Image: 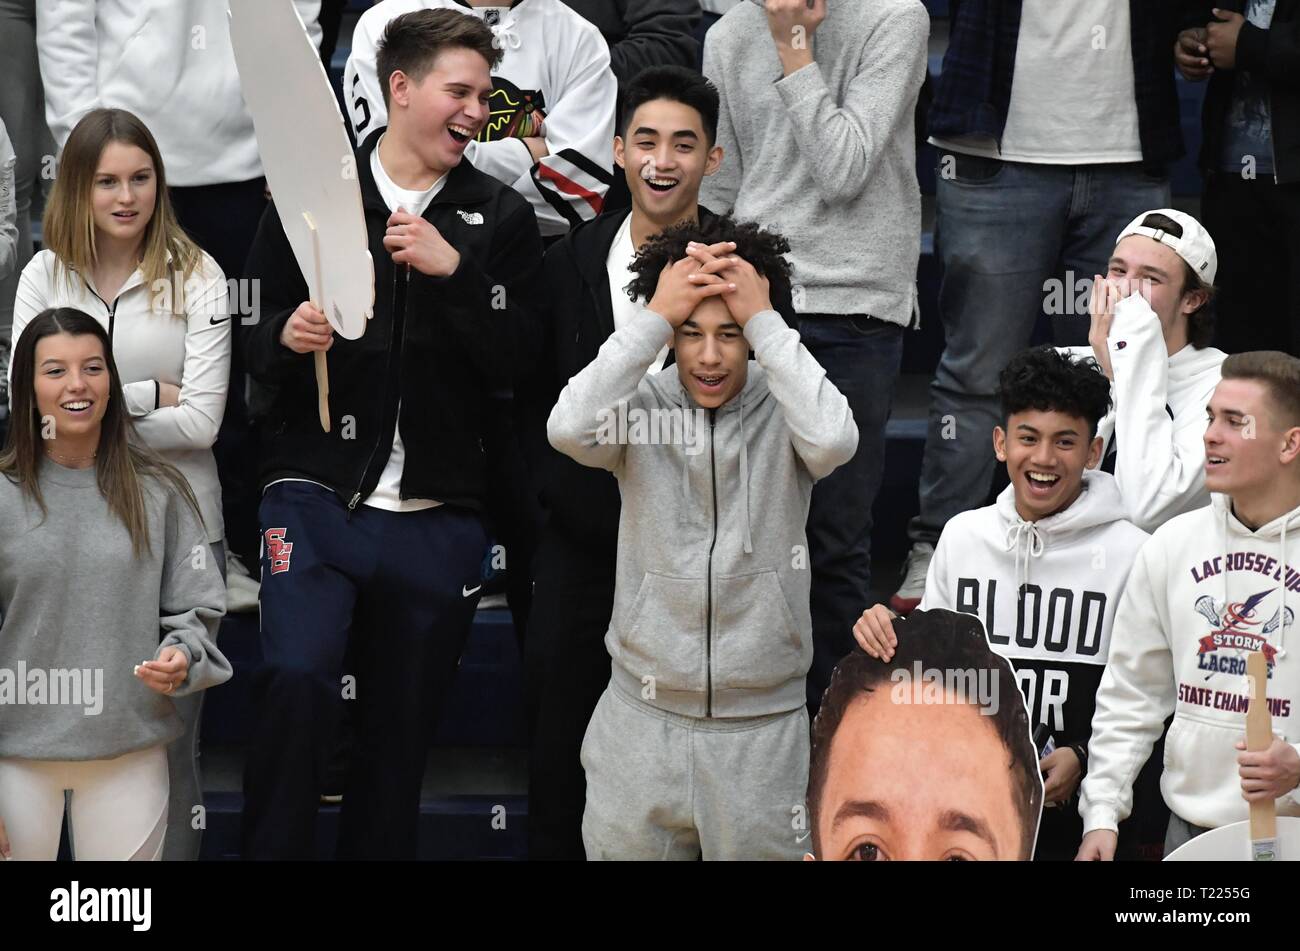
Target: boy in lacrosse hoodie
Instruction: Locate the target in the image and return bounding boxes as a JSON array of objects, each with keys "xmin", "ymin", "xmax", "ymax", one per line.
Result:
[
  {"xmin": 548, "ymin": 218, "xmax": 857, "ymax": 859},
  {"xmin": 854, "ymin": 347, "xmax": 1149, "ymax": 859},
  {"xmin": 1078, "ymin": 352, "xmax": 1300, "ymax": 860}
]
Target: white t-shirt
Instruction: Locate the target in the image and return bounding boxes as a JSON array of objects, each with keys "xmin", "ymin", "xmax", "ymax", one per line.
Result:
[
  {"xmin": 607, "ymin": 214, "xmax": 669, "ymax": 376},
  {"xmin": 932, "ymin": 0, "xmax": 1143, "ymax": 165},
  {"xmin": 365, "ymin": 137, "xmax": 446, "ymax": 513}
]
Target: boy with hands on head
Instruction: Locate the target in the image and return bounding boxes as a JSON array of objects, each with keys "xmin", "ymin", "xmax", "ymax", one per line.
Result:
[{"xmin": 548, "ymin": 216, "xmax": 857, "ymax": 859}]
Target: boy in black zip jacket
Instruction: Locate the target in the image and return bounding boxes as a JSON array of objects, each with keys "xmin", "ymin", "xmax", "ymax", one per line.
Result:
[
  {"xmin": 240, "ymin": 9, "xmax": 543, "ymax": 860},
  {"xmin": 522, "ymin": 65, "xmax": 796, "ymax": 859},
  {"xmin": 1178, "ymin": 1, "xmax": 1300, "ymax": 354}
]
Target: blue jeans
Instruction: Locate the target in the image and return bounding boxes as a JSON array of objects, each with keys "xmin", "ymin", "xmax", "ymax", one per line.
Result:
[
  {"xmin": 909, "ymin": 156, "xmax": 1171, "ymax": 545},
  {"xmin": 799, "ymin": 315, "xmax": 904, "ymax": 711}
]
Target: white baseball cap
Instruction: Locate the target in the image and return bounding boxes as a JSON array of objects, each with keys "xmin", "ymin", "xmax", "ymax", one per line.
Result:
[{"xmin": 1115, "ymin": 208, "xmax": 1217, "ymax": 285}]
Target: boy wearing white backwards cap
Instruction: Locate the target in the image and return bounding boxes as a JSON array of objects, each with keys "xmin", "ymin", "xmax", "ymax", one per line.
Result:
[{"xmin": 1074, "ymin": 208, "xmax": 1228, "ymax": 532}]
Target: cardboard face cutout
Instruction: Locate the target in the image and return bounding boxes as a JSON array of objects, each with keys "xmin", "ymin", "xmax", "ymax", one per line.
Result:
[
  {"xmin": 807, "ymin": 609, "xmax": 1045, "ymax": 861},
  {"xmin": 227, "ymin": 0, "xmax": 372, "ymax": 341},
  {"xmin": 1164, "ymin": 817, "xmax": 1300, "ymax": 861}
]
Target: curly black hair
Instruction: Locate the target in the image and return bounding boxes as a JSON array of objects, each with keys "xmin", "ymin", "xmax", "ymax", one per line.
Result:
[
  {"xmin": 999, "ymin": 346, "xmax": 1113, "ymax": 438},
  {"xmin": 624, "ymin": 216, "xmax": 794, "ymax": 304}
]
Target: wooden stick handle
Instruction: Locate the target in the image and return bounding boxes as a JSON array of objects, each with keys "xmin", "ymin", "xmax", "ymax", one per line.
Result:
[
  {"xmin": 303, "ymin": 212, "xmax": 331, "ymax": 433},
  {"xmin": 1246, "ymin": 650, "xmax": 1277, "ymax": 858}
]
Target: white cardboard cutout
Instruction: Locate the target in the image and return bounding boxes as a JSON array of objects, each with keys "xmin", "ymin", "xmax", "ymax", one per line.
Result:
[
  {"xmin": 227, "ymin": 0, "xmax": 372, "ymax": 340},
  {"xmin": 1164, "ymin": 816, "xmax": 1300, "ymax": 861}
]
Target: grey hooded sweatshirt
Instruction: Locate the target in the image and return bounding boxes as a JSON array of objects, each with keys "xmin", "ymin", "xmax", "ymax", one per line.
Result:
[{"xmin": 548, "ymin": 306, "xmax": 857, "ymax": 718}]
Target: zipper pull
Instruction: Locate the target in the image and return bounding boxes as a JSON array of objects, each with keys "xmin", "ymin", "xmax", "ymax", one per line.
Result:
[{"xmin": 349, "ymin": 492, "xmax": 361, "ymax": 510}]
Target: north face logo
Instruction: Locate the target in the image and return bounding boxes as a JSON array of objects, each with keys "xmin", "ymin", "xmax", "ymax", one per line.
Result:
[
  {"xmin": 457, "ymin": 210, "xmax": 484, "ymax": 225},
  {"xmin": 265, "ymin": 527, "xmax": 294, "ymax": 575}
]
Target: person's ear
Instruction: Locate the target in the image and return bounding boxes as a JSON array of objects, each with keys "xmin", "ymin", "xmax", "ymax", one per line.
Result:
[
  {"xmin": 389, "ymin": 70, "xmax": 409, "ymax": 110},
  {"xmin": 704, "ymin": 144, "xmax": 723, "ymax": 177},
  {"xmin": 1180, "ymin": 284, "xmax": 1209, "ymax": 317},
  {"xmin": 1086, "ymin": 434, "xmax": 1104, "ymax": 469},
  {"xmin": 1280, "ymin": 425, "xmax": 1300, "ymax": 466},
  {"xmin": 993, "ymin": 426, "xmax": 1007, "ymax": 462},
  {"xmin": 613, "ymin": 135, "xmax": 626, "ymax": 171}
]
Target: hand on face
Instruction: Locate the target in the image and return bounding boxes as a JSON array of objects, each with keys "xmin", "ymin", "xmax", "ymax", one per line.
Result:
[{"xmin": 763, "ymin": 0, "xmax": 827, "ymax": 51}]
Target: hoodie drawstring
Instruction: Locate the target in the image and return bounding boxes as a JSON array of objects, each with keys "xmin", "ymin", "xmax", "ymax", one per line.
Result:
[
  {"xmin": 738, "ymin": 399, "xmax": 752, "ymax": 555},
  {"xmin": 1281, "ymin": 517, "xmax": 1289, "ymax": 654},
  {"xmin": 1004, "ymin": 520, "xmax": 1044, "ymax": 596}
]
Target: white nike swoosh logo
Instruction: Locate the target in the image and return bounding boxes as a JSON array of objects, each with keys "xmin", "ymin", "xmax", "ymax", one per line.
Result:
[
  {"xmin": 796, "ymin": 832, "xmax": 809, "ymax": 843},
  {"xmin": 462, "ymin": 584, "xmax": 482, "ymax": 598}
]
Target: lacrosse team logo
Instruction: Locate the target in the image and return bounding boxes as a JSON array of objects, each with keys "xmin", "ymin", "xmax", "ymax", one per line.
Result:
[{"xmin": 1193, "ymin": 589, "xmax": 1292, "ymax": 677}]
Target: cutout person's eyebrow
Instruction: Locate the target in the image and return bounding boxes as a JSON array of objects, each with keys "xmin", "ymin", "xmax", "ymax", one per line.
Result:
[
  {"xmin": 937, "ymin": 808, "xmax": 999, "ymax": 857},
  {"xmin": 831, "ymin": 798, "xmax": 892, "ymax": 832}
]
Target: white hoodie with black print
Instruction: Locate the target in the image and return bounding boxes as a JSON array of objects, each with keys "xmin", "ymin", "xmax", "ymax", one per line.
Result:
[
  {"xmin": 1081, "ymin": 494, "xmax": 1300, "ymax": 834},
  {"xmin": 919, "ymin": 470, "xmax": 1150, "ymax": 856},
  {"xmin": 920, "ymin": 470, "xmax": 1149, "ymax": 751}
]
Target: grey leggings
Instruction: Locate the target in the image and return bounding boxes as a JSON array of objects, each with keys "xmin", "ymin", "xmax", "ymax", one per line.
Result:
[{"xmin": 162, "ymin": 540, "xmax": 226, "ymax": 861}]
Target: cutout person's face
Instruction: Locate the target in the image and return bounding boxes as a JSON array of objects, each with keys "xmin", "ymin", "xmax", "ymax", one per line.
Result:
[{"xmin": 813, "ymin": 690, "xmax": 1026, "ymax": 861}]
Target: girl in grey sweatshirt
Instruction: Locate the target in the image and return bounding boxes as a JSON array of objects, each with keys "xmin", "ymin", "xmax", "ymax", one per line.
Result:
[{"xmin": 0, "ymin": 308, "xmax": 229, "ymax": 860}]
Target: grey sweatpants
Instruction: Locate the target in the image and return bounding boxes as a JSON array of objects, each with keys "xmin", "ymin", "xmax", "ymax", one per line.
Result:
[
  {"xmin": 580, "ymin": 681, "xmax": 810, "ymax": 861},
  {"xmin": 1163, "ymin": 813, "xmax": 1211, "ymax": 857}
]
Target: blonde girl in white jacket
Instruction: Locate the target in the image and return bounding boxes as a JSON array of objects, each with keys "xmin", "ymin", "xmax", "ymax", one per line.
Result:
[{"xmin": 9, "ymin": 107, "xmax": 230, "ymax": 862}]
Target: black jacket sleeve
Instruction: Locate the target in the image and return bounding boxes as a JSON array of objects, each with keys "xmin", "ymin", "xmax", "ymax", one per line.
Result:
[
  {"xmin": 606, "ymin": 0, "xmax": 701, "ymax": 83},
  {"xmin": 1237, "ymin": 14, "xmax": 1300, "ymax": 86},
  {"xmin": 243, "ymin": 201, "xmax": 316, "ymax": 386},
  {"xmin": 406, "ymin": 193, "xmax": 545, "ymax": 392}
]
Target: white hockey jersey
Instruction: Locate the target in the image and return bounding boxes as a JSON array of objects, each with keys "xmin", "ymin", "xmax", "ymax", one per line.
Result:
[{"xmin": 345, "ymin": 0, "xmax": 617, "ymax": 236}]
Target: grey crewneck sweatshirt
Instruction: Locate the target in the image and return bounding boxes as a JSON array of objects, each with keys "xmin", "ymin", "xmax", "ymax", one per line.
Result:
[
  {"xmin": 0, "ymin": 460, "xmax": 230, "ymax": 760},
  {"xmin": 701, "ymin": 0, "xmax": 930, "ymax": 325}
]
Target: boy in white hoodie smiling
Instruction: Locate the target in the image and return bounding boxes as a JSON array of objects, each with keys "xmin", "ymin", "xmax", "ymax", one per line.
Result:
[
  {"xmin": 855, "ymin": 347, "xmax": 1150, "ymax": 859},
  {"xmin": 1078, "ymin": 351, "xmax": 1300, "ymax": 859}
]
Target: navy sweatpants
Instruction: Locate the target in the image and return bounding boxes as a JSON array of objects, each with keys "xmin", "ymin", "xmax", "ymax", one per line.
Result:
[{"xmin": 241, "ymin": 481, "xmax": 488, "ymax": 859}]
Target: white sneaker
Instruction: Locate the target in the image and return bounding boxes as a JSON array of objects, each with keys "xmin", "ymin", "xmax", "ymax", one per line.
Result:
[
  {"xmin": 225, "ymin": 550, "xmax": 260, "ymax": 613},
  {"xmin": 889, "ymin": 542, "xmax": 934, "ymax": 615}
]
